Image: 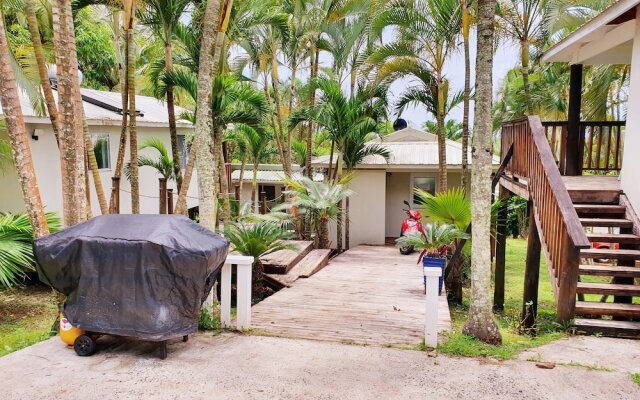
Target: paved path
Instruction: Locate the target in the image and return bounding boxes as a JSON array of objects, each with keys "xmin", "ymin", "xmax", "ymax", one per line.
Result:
[
  {"xmin": 251, "ymin": 245, "xmax": 451, "ymax": 347},
  {"xmin": 1, "ymin": 334, "xmax": 638, "ymax": 400}
]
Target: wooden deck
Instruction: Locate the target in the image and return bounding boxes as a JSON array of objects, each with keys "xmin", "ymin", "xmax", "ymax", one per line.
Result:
[{"xmin": 252, "ymin": 245, "xmax": 451, "ymax": 347}]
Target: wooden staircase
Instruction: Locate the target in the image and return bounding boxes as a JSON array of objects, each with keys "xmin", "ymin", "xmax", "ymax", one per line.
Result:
[
  {"xmin": 573, "ymin": 194, "xmax": 640, "ymax": 338},
  {"xmin": 500, "ymin": 116, "xmax": 639, "ymax": 339}
]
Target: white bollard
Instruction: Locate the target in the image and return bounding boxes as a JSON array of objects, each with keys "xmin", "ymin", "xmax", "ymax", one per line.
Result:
[
  {"xmin": 424, "ymin": 266, "xmax": 442, "ymax": 348},
  {"xmin": 219, "ymin": 255, "xmax": 254, "ymax": 330},
  {"xmin": 220, "ymin": 263, "xmax": 232, "ymax": 328}
]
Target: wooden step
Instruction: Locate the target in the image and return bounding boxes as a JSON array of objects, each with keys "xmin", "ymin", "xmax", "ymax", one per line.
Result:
[
  {"xmin": 586, "ymin": 233, "xmax": 640, "ymax": 244},
  {"xmin": 576, "ymin": 282, "xmax": 640, "ymax": 297},
  {"xmin": 261, "ymin": 241, "xmax": 314, "ymax": 274},
  {"xmin": 580, "ymin": 248, "xmax": 640, "ymax": 260},
  {"xmin": 574, "ymin": 204, "xmax": 626, "ymax": 216},
  {"xmin": 575, "ymin": 301, "xmax": 640, "ymax": 318},
  {"xmin": 265, "ymin": 249, "xmax": 332, "ymax": 288},
  {"xmin": 580, "ymin": 218, "xmax": 633, "ymax": 228},
  {"xmin": 574, "ymin": 318, "xmax": 640, "ymax": 339},
  {"xmin": 579, "ymin": 264, "xmax": 640, "ymax": 278}
]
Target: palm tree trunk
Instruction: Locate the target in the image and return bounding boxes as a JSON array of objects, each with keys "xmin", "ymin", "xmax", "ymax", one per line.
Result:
[
  {"xmin": 0, "ymin": 15, "xmax": 49, "ymax": 238},
  {"xmin": 52, "ymin": 0, "xmax": 87, "ymax": 226},
  {"xmin": 165, "ymin": 42, "xmax": 183, "ymax": 192},
  {"xmin": 318, "ymin": 216, "xmax": 329, "ymax": 249},
  {"xmin": 83, "ymin": 117, "xmax": 108, "ymax": 214},
  {"xmin": 436, "ymin": 73, "xmax": 447, "ymax": 193},
  {"xmin": 109, "ymin": 10, "xmax": 127, "ymax": 213},
  {"xmin": 126, "ymin": 27, "xmax": 140, "ymax": 214},
  {"xmin": 271, "ymin": 51, "xmax": 291, "ymax": 177},
  {"xmin": 305, "ymin": 46, "xmax": 319, "ymax": 178},
  {"xmin": 327, "ymin": 140, "xmax": 335, "ymax": 181},
  {"xmin": 263, "ymin": 73, "xmax": 286, "ymax": 167},
  {"xmin": 461, "ymin": 0, "xmax": 471, "ymax": 191},
  {"xmin": 25, "ymin": 0, "xmax": 61, "ymax": 145},
  {"xmin": 236, "ymin": 155, "xmax": 246, "ymax": 205},
  {"xmin": 252, "ymin": 163, "xmax": 259, "ymax": 214},
  {"xmin": 345, "ymin": 195, "xmax": 350, "ymax": 250},
  {"xmin": 462, "ymin": 0, "xmax": 502, "ymax": 345},
  {"xmin": 174, "ymin": 146, "xmax": 195, "ymax": 215},
  {"xmin": 194, "ymin": 0, "xmax": 223, "ymax": 231},
  {"xmin": 521, "ymin": 39, "xmax": 532, "ymax": 115},
  {"xmin": 215, "ymin": 125, "xmax": 231, "ymax": 221}
]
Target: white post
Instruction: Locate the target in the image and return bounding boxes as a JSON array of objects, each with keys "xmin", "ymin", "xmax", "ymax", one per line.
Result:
[
  {"xmin": 236, "ymin": 258, "xmax": 253, "ymax": 330},
  {"xmin": 220, "ymin": 262, "xmax": 232, "ymax": 328},
  {"xmin": 424, "ymin": 266, "xmax": 442, "ymax": 348}
]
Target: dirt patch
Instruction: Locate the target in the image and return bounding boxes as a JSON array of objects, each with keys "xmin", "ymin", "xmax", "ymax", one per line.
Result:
[{"xmin": 0, "ymin": 284, "xmax": 56, "ymax": 324}]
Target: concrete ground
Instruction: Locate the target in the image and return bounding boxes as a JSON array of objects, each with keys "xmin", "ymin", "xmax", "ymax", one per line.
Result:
[{"xmin": 1, "ymin": 333, "xmax": 639, "ymax": 400}]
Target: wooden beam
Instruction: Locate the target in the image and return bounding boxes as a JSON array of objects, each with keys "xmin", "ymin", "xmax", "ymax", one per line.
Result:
[
  {"xmin": 493, "ymin": 186, "xmax": 509, "ymax": 311},
  {"xmin": 522, "ymin": 201, "xmax": 541, "ymax": 332},
  {"xmin": 565, "ymin": 64, "xmax": 583, "ymax": 176}
]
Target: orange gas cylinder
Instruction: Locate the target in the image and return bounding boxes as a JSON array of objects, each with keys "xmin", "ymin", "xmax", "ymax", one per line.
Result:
[{"xmin": 59, "ymin": 313, "xmax": 85, "ymax": 346}]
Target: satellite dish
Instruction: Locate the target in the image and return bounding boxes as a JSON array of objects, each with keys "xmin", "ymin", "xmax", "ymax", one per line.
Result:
[{"xmin": 393, "ymin": 118, "xmax": 407, "ymax": 131}]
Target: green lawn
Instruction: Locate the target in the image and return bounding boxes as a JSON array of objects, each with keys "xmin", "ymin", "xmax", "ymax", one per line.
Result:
[
  {"xmin": 0, "ymin": 284, "xmax": 57, "ymax": 357},
  {"xmin": 439, "ymin": 238, "xmax": 567, "ymax": 359}
]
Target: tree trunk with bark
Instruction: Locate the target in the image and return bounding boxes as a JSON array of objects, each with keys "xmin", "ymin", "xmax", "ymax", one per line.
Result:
[
  {"xmin": 0, "ymin": 14, "xmax": 49, "ymax": 237},
  {"xmin": 461, "ymin": 0, "xmax": 471, "ymax": 191},
  {"xmin": 462, "ymin": 0, "xmax": 502, "ymax": 345},
  {"xmin": 110, "ymin": 19, "xmax": 128, "ymax": 214},
  {"xmin": 83, "ymin": 117, "xmax": 108, "ymax": 214},
  {"xmin": 436, "ymin": 72, "xmax": 447, "ymax": 193},
  {"xmin": 305, "ymin": 46, "xmax": 319, "ymax": 178},
  {"xmin": 165, "ymin": 43, "xmax": 183, "ymax": 191},
  {"xmin": 194, "ymin": 0, "xmax": 223, "ymax": 231},
  {"xmin": 215, "ymin": 125, "xmax": 231, "ymax": 221},
  {"xmin": 26, "ymin": 0, "xmax": 61, "ymax": 145},
  {"xmin": 521, "ymin": 39, "xmax": 532, "ymax": 115},
  {"xmin": 126, "ymin": 26, "xmax": 139, "ymax": 213},
  {"xmin": 271, "ymin": 52, "xmax": 291, "ymax": 177},
  {"xmin": 318, "ymin": 216, "xmax": 329, "ymax": 249},
  {"xmin": 52, "ymin": 0, "xmax": 87, "ymax": 226}
]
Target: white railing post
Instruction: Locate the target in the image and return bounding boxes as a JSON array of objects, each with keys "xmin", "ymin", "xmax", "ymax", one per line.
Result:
[
  {"xmin": 219, "ymin": 254, "xmax": 254, "ymax": 331},
  {"xmin": 220, "ymin": 262, "xmax": 232, "ymax": 328},
  {"xmin": 424, "ymin": 266, "xmax": 442, "ymax": 348}
]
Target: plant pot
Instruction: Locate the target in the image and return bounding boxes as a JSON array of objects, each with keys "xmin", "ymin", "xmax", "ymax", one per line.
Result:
[{"xmin": 422, "ymin": 256, "xmax": 445, "ymax": 295}]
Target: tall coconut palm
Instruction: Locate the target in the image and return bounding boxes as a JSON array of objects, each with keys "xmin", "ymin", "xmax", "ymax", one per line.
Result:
[
  {"xmin": 369, "ymin": 0, "xmax": 461, "ymax": 192},
  {"xmin": 51, "ymin": 0, "xmax": 87, "ymax": 226},
  {"xmin": 123, "ymin": 0, "xmax": 139, "ymax": 213},
  {"xmin": 495, "ymin": 0, "xmax": 548, "ymax": 115},
  {"xmin": 0, "ymin": 12, "xmax": 49, "ymax": 238},
  {"xmin": 462, "ymin": 0, "xmax": 502, "ymax": 345},
  {"xmin": 139, "ymin": 0, "xmax": 191, "ymax": 192},
  {"xmin": 460, "ymin": 0, "xmax": 473, "ymax": 190}
]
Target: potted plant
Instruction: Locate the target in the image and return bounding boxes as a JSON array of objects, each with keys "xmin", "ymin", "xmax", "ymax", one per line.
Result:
[{"xmin": 396, "ymin": 223, "xmax": 468, "ymax": 294}]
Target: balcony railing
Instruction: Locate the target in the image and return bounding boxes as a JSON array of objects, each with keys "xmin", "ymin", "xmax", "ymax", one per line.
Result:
[{"xmin": 542, "ymin": 120, "xmax": 625, "ymax": 174}]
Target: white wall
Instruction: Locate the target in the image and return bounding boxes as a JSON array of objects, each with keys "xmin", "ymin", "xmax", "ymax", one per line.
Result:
[
  {"xmin": 345, "ymin": 169, "xmax": 387, "ymax": 247},
  {"xmin": 0, "ymin": 123, "xmax": 197, "ymax": 217},
  {"xmin": 385, "ymin": 172, "xmax": 411, "ymax": 237},
  {"xmin": 621, "ymin": 10, "xmax": 640, "ymax": 213}
]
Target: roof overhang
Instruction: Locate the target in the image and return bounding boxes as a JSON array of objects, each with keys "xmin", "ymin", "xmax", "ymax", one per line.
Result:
[{"xmin": 542, "ymin": 0, "xmax": 639, "ymax": 65}]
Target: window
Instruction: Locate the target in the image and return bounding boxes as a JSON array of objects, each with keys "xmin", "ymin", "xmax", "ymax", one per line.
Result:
[
  {"xmin": 412, "ymin": 176, "xmax": 436, "ymax": 205},
  {"xmin": 258, "ymin": 185, "xmax": 276, "ymax": 201},
  {"xmin": 91, "ymin": 134, "xmax": 110, "ymax": 170}
]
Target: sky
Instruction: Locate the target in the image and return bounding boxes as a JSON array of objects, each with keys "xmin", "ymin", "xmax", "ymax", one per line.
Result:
[{"xmin": 387, "ymin": 30, "xmax": 519, "ymax": 130}]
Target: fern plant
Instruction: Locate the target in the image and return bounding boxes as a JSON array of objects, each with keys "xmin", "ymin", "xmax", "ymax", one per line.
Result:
[{"xmin": 0, "ymin": 212, "xmax": 61, "ymax": 287}]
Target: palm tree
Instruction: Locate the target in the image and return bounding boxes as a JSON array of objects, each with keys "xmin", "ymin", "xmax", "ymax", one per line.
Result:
[
  {"xmin": 0, "ymin": 212, "xmax": 61, "ymax": 288},
  {"xmin": 126, "ymin": 138, "xmax": 175, "ymax": 181},
  {"xmin": 495, "ymin": 0, "xmax": 548, "ymax": 115},
  {"xmin": 226, "ymin": 124, "xmax": 276, "ymax": 212},
  {"xmin": 224, "ymin": 221, "xmax": 294, "ymax": 302},
  {"xmin": 460, "ymin": 0, "xmax": 473, "ymax": 190},
  {"xmin": 0, "ymin": 13, "xmax": 49, "ymax": 238},
  {"xmin": 51, "ymin": 0, "xmax": 87, "ymax": 225},
  {"xmin": 369, "ymin": 0, "xmax": 462, "ymax": 192},
  {"xmin": 278, "ymin": 177, "xmax": 353, "ymax": 249},
  {"xmin": 139, "ymin": 0, "xmax": 191, "ymax": 192},
  {"xmin": 123, "ymin": 0, "xmax": 140, "ymax": 214},
  {"xmin": 462, "ymin": 0, "xmax": 502, "ymax": 345},
  {"xmin": 424, "ymin": 119, "xmax": 464, "ymax": 142}
]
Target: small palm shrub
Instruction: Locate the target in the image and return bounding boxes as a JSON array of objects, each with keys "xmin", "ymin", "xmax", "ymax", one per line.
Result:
[
  {"xmin": 0, "ymin": 212, "xmax": 61, "ymax": 287},
  {"xmin": 396, "ymin": 223, "xmax": 468, "ymax": 263},
  {"xmin": 223, "ymin": 221, "xmax": 294, "ymax": 302}
]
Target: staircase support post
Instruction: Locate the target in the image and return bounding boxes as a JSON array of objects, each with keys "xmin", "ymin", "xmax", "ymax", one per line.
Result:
[
  {"xmin": 494, "ymin": 186, "xmax": 509, "ymax": 311},
  {"xmin": 556, "ymin": 234, "xmax": 581, "ymax": 323},
  {"xmin": 565, "ymin": 64, "xmax": 583, "ymax": 176},
  {"xmin": 522, "ymin": 201, "xmax": 541, "ymax": 331},
  {"xmin": 614, "ymin": 227, "xmax": 635, "ymax": 305}
]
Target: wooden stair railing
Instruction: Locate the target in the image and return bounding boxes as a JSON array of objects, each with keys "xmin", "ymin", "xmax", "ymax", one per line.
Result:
[{"xmin": 502, "ymin": 116, "xmax": 591, "ymax": 322}]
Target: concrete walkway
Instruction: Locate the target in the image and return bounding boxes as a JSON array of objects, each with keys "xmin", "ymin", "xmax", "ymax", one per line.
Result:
[
  {"xmin": 252, "ymin": 245, "xmax": 451, "ymax": 347},
  {"xmin": 1, "ymin": 334, "xmax": 638, "ymax": 400}
]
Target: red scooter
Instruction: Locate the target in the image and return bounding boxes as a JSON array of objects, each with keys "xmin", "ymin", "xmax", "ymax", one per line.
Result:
[{"xmin": 399, "ymin": 200, "xmax": 424, "ymax": 255}]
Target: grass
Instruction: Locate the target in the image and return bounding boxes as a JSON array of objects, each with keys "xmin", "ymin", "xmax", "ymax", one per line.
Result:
[
  {"xmin": 631, "ymin": 373, "xmax": 640, "ymax": 387},
  {"xmin": 438, "ymin": 238, "xmax": 567, "ymax": 360},
  {"xmin": 0, "ymin": 284, "xmax": 57, "ymax": 357}
]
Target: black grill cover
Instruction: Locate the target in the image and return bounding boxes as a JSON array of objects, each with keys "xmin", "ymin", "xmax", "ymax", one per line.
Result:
[{"xmin": 33, "ymin": 215, "xmax": 229, "ymax": 341}]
